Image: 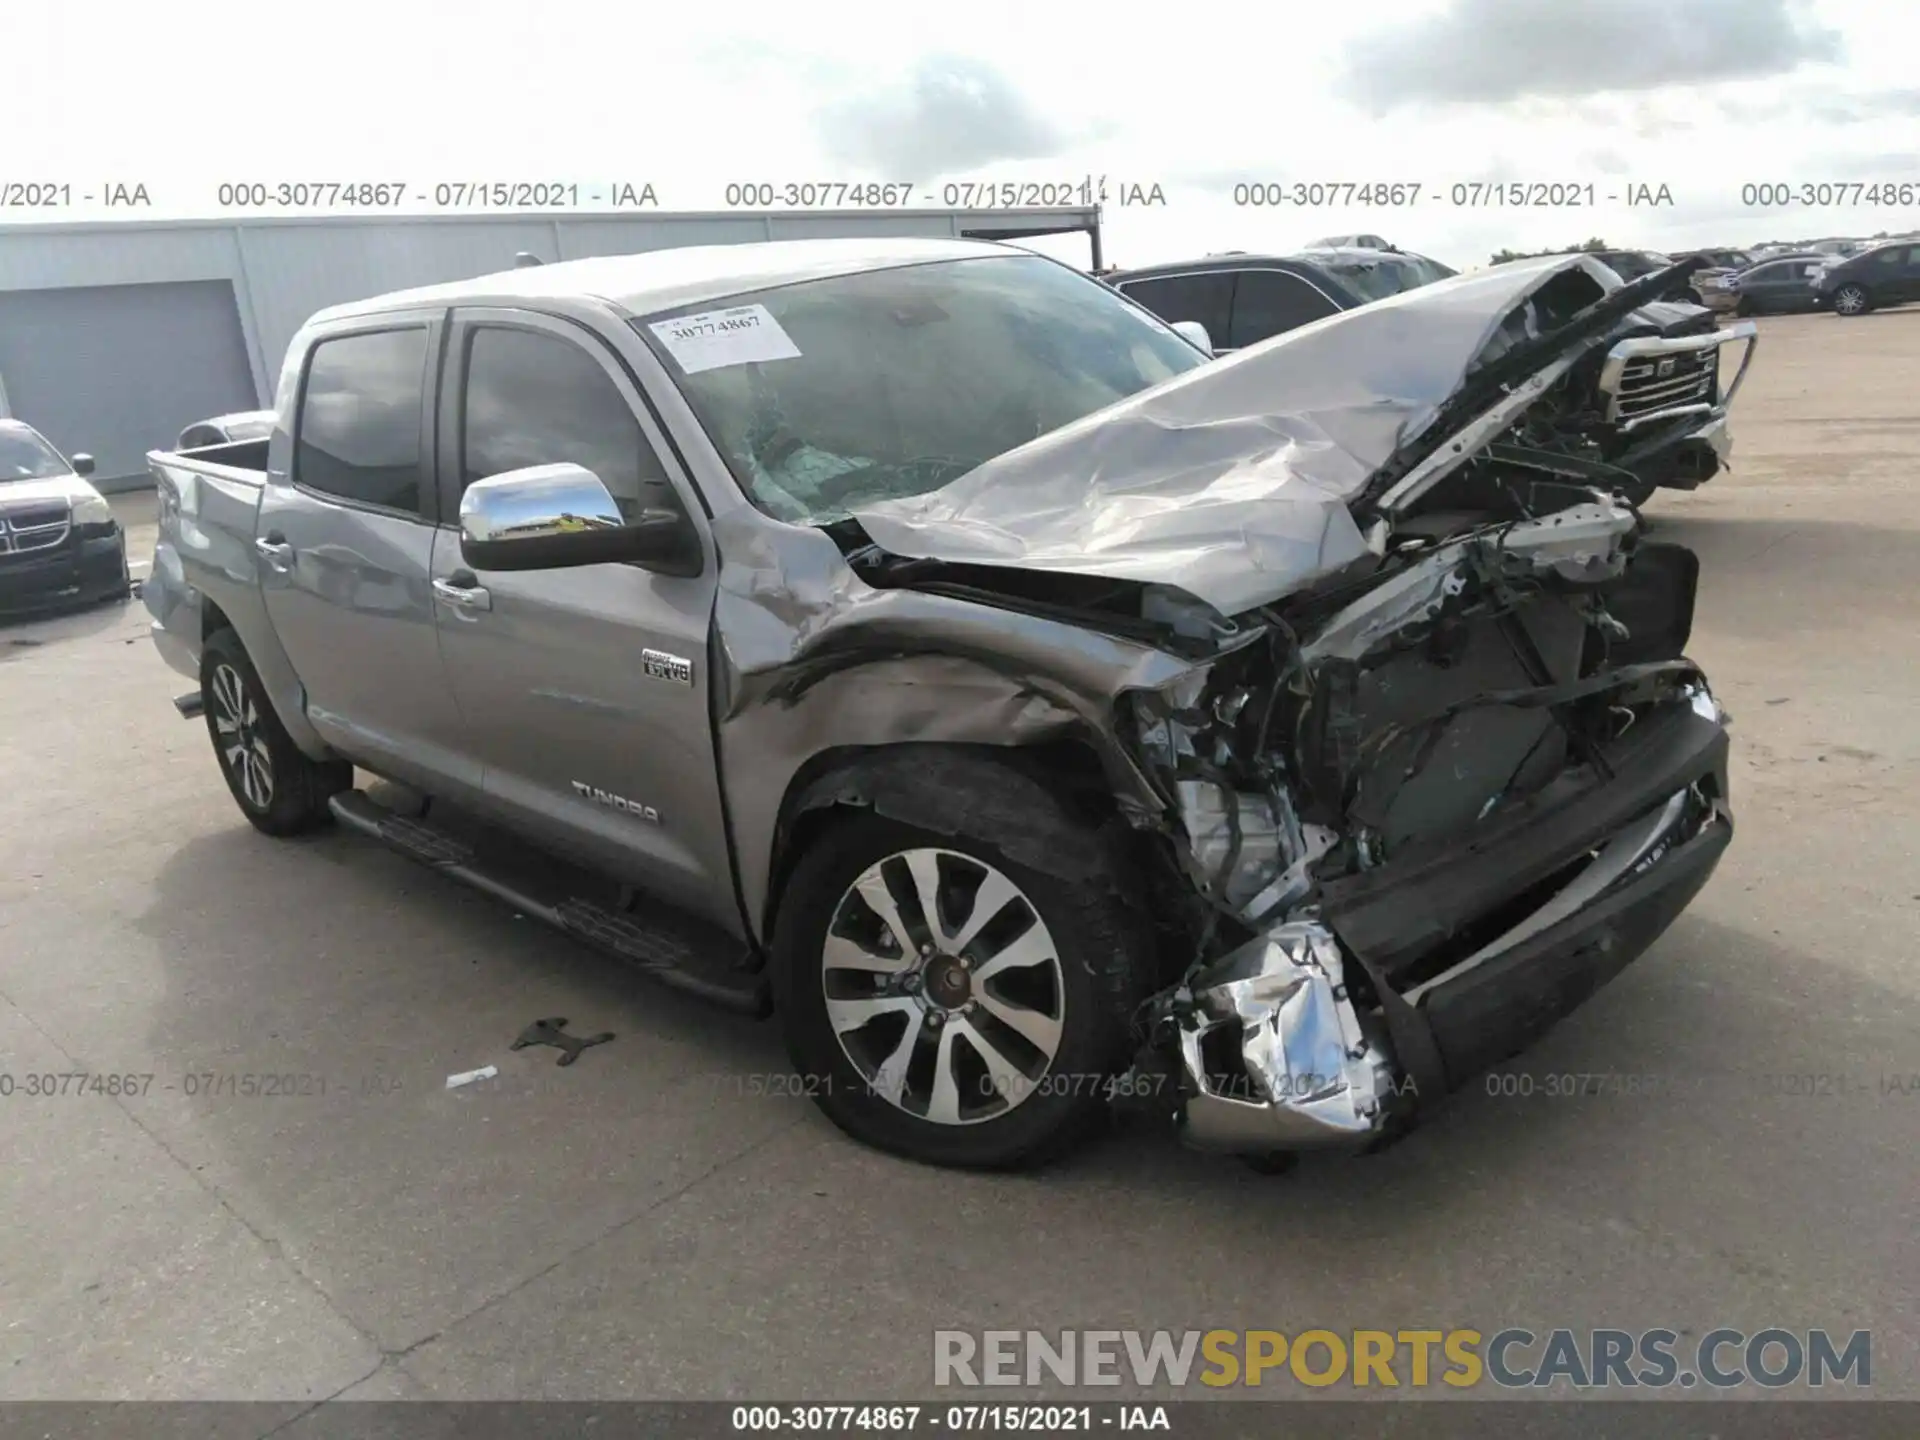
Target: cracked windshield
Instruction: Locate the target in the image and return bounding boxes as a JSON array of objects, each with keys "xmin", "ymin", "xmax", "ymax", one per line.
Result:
[{"xmin": 637, "ymin": 253, "xmax": 1206, "ymax": 525}]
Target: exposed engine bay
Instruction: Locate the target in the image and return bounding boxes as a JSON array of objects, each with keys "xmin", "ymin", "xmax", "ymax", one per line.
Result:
[
  {"xmin": 829, "ymin": 252, "xmax": 1742, "ymax": 1159},
  {"xmin": 1118, "ymin": 494, "xmax": 1729, "ymax": 1154}
]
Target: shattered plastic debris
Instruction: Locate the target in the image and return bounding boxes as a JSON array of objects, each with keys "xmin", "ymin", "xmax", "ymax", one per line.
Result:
[{"xmin": 445, "ymin": 1065, "xmax": 498, "ymax": 1090}]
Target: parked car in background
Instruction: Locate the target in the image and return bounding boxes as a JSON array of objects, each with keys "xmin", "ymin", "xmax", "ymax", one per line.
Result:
[
  {"xmin": 1104, "ymin": 248, "xmax": 1456, "ymax": 354},
  {"xmin": 1813, "ymin": 241, "xmax": 1920, "ymax": 316},
  {"xmin": 1114, "ymin": 250, "xmax": 1746, "ymax": 506},
  {"xmin": 1305, "ymin": 233, "xmax": 1394, "ymax": 252},
  {"xmin": 1684, "ymin": 249, "xmax": 1757, "ymax": 301},
  {"xmin": 0, "ymin": 419, "xmax": 130, "ymax": 615},
  {"xmin": 178, "ymin": 410, "xmax": 278, "ymax": 450},
  {"xmin": 1705, "ymin": 255, "xmax": 1828, "ymax": 315},
  {"xmin": 144, "ymin": 240, "xmax": 1734, "ymax": 1172},
  {"xmin": 1584, "ymin": 250, "xmax": 1707, "ymax": 303}
]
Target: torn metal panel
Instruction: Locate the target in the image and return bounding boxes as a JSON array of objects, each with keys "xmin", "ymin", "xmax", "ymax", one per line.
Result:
[
  {"xmin": 706, "ymin": 511, "xmax": 1206, "ymax": 938},
  {"xmin": 1176, "ymin": 920, "xmax": 1398, "ymax": 1151},
  {"xmin": 850, "ymin": 254, "xmax": 1642, "ymax": 614},
  {"xmin": 1299, "ymin": 500, "xmax": 1637, "ymax": 666}
]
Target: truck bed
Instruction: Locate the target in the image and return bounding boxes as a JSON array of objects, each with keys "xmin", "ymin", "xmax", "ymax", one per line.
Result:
[{"xmin": 143, "ymin": 440, "xmax": 320, "ymax": 753}]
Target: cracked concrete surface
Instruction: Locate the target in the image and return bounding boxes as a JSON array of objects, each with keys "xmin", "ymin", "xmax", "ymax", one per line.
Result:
[{"xmin": 0, "ymin": 311, "xmax": 1915, "ymax": 1423}]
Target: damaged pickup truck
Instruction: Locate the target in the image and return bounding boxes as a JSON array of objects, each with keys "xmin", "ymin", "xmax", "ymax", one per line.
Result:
[{"xmin": 144, "ymin": 238, "xmax": 1734, "ymax": 1170}]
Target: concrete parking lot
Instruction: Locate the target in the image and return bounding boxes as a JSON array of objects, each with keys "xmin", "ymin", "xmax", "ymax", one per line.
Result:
[{"xmin": 2, "ymin": 311, "xmax": 1916, "ymax": 1416}]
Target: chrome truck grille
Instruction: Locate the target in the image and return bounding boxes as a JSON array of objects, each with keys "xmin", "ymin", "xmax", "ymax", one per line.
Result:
[
  {"xmin": 1596, "ymin": 322, "xmax": 1759, "ymax": 432},
  {"xmin": 0, "ymin": 502, "xmax": 71, "ymax": 561},
  {"xmin": 1617, "ymin": 350, "xmax": 1717, "ymax": 419}
]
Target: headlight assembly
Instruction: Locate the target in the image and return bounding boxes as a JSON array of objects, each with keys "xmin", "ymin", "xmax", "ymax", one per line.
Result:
[{"xmin": 71, "ymin": 494, "xmax": 116, "ymax": 529}]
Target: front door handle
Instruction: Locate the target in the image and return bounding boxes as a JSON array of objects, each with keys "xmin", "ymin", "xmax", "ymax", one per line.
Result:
[
  {"xmin": 433, "ymin": 574, "xmax": 492, "ymax": 612},
  {"xmin": 254, "ymin": 535, "xmax": 294, "ymax": 572}
]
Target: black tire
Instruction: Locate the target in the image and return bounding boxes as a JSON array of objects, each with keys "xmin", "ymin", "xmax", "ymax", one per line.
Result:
[
  {"xmin": 1732, "ymin": 297, "xmax": 1754, "ymax": 318},
  {"xmin": 200, "ymin": 627, "xmax": 351, "ymax": 836},
  {"xmin": 770, "ymin": 756, "xmax": 1156, "ymax": 1170}
]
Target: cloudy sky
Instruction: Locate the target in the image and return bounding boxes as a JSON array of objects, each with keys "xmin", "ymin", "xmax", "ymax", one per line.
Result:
[{"xmin": 10, "ymin": 0, "xmax": 1918, "ymax": 269}]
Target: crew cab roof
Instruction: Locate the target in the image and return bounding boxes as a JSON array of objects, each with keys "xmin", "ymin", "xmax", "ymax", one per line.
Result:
[
  {"xmin": 308, "ymin": 237, "xmax": 1014, "ymax": 326},
  {"xmin": 1107, "ymin": 245, "xmax": 1423, "ymax": 278}
]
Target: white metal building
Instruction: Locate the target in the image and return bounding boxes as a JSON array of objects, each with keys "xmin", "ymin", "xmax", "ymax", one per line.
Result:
[{"xmin": 0, "ymin": 207, "xmax": 1102, "ymax": 489}]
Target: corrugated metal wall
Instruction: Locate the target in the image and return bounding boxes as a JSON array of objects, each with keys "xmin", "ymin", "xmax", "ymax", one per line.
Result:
[
  {"xmin": 0, "ymin": 211, "xmax": 1100, "ymax": 426},
  {"xmin": 0, "ymin": 281, "xmax": 259, "ymax": 482}
]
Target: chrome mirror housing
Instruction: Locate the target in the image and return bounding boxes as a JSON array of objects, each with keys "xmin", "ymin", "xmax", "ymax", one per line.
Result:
[{"xmin": 458, "ymin": 463, "xmax": 698, "ymax": 576}]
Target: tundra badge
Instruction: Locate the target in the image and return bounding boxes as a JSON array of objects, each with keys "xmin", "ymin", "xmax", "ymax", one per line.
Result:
[
  {"xmin": 571, "ymin": 782, "xmax": 662, "ymax": 823},
  {"xmin": 641, "ymin": 649, "xmax": 694, "ymax": 685}
]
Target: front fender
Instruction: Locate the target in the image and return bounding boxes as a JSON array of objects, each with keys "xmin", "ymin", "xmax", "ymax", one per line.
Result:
[{"xmin": 718, "ymin": 652, "xmax": 1146, "ymax": 944}]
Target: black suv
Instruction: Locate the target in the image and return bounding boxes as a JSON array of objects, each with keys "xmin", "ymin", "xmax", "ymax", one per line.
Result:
[
  {"xmin": 1813, "ymin": 240, "xmax": 1920, "ymax": 316},
  {"xmin": 1103, "ymin": 247, "xmax": 1456, "ymax": 353}
]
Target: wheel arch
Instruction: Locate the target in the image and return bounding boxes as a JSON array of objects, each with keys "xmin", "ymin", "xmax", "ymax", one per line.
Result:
[
  {"xmin": 759, "ymin": 737, "xmax": 1135, "ymax": 946},
  {"xmin": 199, "ymin": 598, "xmax": 338, "ymax": 762}
]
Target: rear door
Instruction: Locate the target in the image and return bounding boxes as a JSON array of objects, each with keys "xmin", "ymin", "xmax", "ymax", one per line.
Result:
[
  {"xmin": 429, "ymin": 307, "xmax": 736, "ymax": 928},
  {"xmin": 257, "ymin": 310, "xmax": 481, "ymax": 798},
  {"xmin": 1225, "ymin": 269, "xmax": 1345, "ymax": 349},
  {"xmin": 1739, "ymin": 261, "xmax": 1795, "ymax": 310}
]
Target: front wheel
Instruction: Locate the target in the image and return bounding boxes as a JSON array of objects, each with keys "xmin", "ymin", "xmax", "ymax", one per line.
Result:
[
  {"xmin": 771, "ymin": 761, "xmax": 1156, "ymax": 1170},
  {"xmin": 1831, "ymin": 284, "xmax": 1871, "ymax": 317},
  {"xmin": 200, "ymin": 628, "xmax": 351, "ymax": 835}
]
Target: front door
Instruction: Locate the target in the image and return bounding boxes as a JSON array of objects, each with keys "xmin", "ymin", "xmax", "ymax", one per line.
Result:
[
  {"xmin": 257, "ymin": 312, "xmax": 481, "ymax": 799},
  {"xmin": 429, "ymin": 308, "xmax": 737, "ymax": 930}
]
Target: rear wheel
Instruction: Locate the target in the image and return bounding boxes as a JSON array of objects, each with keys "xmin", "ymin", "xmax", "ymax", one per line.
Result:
[
  {"xmin": 1831, "ymin": 284, "xmax": 1871, "ymax": 316},
  {"xmin": 200, "ymin": 628, "xmax": 351, "ymax": 835},
  {"xmin": 771, "ymin": 761, "xmax": 1155, "ymax": 1169}
]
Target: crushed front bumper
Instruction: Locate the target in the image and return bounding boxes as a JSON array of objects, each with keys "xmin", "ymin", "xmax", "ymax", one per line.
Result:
[
  {"xmin": 0, "ymin": 531, "xmax": 130, "ymax": 616},
  {"xmin": 1175, "ymin": 693, "xmax": 1732, "ymax": 1154}
]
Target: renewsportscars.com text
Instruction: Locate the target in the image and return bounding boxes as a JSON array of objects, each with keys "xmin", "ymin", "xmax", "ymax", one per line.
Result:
[{"xmin": 933, "ymin": 1328, "xmax": 1871, "ymax": 1390}]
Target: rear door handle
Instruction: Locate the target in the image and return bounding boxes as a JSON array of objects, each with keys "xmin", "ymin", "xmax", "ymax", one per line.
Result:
[
  {"xmin": 254, "ymin": 535, "xmax": 294, "ymax": 571},
  {"xmin": 432, "ymin": 574, "xmax": 492, "ymax": 612}
]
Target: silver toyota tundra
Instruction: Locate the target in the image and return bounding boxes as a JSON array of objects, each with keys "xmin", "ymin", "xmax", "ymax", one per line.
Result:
[{"xmin": 144, "ymin": 238, "xmax": 1734, "ymax": 1170}]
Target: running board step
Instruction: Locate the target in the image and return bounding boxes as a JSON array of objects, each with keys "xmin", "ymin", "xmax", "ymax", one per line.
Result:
[{"xmin": 328, "ymin": 789, "xmax": 771, "ymax": 1017}]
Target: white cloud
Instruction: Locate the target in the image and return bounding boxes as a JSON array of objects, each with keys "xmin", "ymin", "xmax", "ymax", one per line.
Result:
[{"xmin": 6, "ymin": 0, "xmax": 1917, "ymax": 270}]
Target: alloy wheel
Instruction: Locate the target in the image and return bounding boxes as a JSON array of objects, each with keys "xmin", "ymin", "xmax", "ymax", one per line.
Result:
[
  {"xmin": 821, "ymin": 847, "xmax": 1066, "ymax": 1125},
  {"xmin": 1834, "ymin": 285, "xmax": 1867, "ymax": 315},
  {"xmin": 210, "ymin": 662, "xmax": 274, "ymax": 809}
]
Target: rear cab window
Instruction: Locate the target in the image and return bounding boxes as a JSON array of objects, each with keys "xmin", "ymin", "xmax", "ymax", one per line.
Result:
[{"xmin": 293, "ymin": 328, "xmax": 431, "ymax": 513}]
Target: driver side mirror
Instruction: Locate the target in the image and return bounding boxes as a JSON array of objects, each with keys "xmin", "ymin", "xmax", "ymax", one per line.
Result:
[
  {"xmin": 1171, "ymin": 320, "xmax": 1214, "ymax": 356},
  {"xmin": 71, "ymin": 453, "xmax": 96, "ymax": 476},
  {"xmin": 458, "ymin": 463, "xmax": 700, "ymax": 576}
]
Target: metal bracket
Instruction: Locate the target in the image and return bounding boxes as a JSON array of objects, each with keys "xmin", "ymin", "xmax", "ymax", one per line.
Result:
[{"xmin": 509, "ymin": 1017, "xmax": 615, "ymax": 1067}]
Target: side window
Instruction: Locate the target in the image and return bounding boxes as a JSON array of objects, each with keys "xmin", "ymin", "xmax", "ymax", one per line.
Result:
[
  {"xmin": 459, "ymin": 325, "xmax": 680, "ymax": 523},
  {"xmin": 1871, "ymin": 247, "xmax": 1904, "ymax": 267},
  {"xmin": 294, "ymin": 328, "xmax": 430, "ymax": 512},
  {"xmin": 1116, "ymin": 273, "xmax": 1234, "ymax": 347},
  {"xmin": 1228, "ymin": 272, "xmax": 1342, "ymax": 348}
]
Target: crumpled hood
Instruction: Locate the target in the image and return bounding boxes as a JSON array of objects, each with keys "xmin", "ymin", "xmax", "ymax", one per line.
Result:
[
  {"xmin": 852, "ymin": 252, "xmax": 1629, "ymax": 616},
  {"xmin": 0, "ymin": 473, "xmax": 97, "ymax": 508}
]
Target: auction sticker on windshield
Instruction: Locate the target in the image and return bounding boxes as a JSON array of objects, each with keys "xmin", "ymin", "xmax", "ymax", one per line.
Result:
[{"xmin": 648, "ymin": 304, "xmax": 802, "ymax": 374}]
